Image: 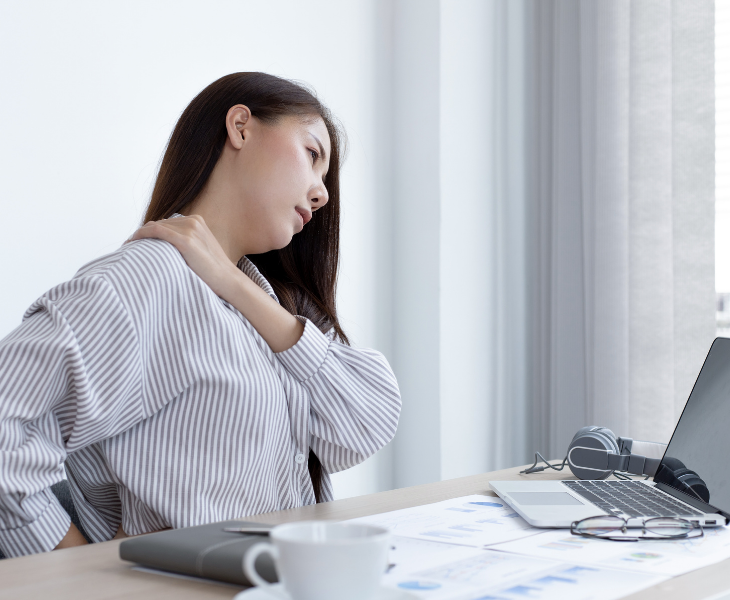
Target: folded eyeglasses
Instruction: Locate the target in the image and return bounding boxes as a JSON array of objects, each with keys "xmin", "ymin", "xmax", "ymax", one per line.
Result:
[{"xmin": 570, "ymin": 515, "xmax": 704, "ymax": 542}]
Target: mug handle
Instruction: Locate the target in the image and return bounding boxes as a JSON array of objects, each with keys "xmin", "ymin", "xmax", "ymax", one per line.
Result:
[{"xmin": 243, "ymin": 542, "xmax": 279, "ymax": 588}]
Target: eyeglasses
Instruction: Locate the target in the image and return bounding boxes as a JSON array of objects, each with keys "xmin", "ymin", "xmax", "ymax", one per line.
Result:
[{"xmin": 570, "ymin": 515, "xmax": 704, "ymax": 542}]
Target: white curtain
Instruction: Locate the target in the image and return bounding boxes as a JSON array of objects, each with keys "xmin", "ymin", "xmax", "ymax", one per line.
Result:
[
  {"xmin": 526, "ymin": 0, "xmax": 715, "ymax": 459},
  {"xmin": 360, "ymin": 0, "xmax": 716, "ymax": 495}
]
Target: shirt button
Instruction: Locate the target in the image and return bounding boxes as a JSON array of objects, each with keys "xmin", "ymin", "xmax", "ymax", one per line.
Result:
[{"xmin": 295, "ymin": 453, "xmax": 306, "ymax": 465}]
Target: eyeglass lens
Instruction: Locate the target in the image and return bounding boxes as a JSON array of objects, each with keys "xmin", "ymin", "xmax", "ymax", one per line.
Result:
[
  {"xmin": 573, "ymin": 516, "xmax": 625, "ymax": 535},
  {"xmin": 574, "ymin": 516, "xmax": 696, "ymax": 538}
]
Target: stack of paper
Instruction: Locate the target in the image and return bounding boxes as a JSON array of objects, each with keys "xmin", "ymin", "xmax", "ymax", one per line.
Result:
[{"xmin": 347, "ymin": 494, "xmax": 730, "ymax": 600}]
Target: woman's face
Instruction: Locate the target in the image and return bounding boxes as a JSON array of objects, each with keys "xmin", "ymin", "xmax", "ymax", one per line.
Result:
[{"xmin": 228, "ymin": 111, "xmax": 331, "ymax": 254}]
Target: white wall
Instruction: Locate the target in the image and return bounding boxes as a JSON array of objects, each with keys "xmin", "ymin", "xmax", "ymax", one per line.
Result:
[{"xmin": 0, "ymin": 0, "xmax": 394, "ymax": 500}]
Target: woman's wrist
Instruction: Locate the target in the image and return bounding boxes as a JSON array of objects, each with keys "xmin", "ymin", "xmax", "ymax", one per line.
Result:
[
  {"xmin": 223, "ymin": 268, "xmax": 304, "ymax": 352},
  {"xmin": 215, "ymin": 262, "xmax": 251, "ymax": 301}
]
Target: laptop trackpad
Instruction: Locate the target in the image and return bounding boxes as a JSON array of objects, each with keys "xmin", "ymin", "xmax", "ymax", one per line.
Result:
[{"xmin": 509, "ymin": 492, "xmax": 584, "ymax": 506}]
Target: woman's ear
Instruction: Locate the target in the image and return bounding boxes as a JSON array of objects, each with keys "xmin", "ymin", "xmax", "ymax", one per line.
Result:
[{"xmin": 225, "ymin": 104, "xmax": 251, "ymax": 150}]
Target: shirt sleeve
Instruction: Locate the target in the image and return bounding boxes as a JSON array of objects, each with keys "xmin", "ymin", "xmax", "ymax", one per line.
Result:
[
  {"xmin": 0, "ymin": 276, "xmax": 144, "ymax": 557},
  {"xmin": 274, "ymin": 318, "xmax": 401, "ymax": 473}
]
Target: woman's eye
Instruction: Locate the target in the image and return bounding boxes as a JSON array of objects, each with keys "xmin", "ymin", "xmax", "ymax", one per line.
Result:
[{"xmin": 309, "ymin": 148, "xmax": 319, "ymax": 162}]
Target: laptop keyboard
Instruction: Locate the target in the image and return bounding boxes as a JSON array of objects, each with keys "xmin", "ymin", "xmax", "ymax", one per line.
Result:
[{"xmin": 563, "ymin": 480, "xmax": 705, "ymax": 518}]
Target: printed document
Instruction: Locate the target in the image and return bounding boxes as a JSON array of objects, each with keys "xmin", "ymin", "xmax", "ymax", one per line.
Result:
[
  {"xmin": 491, "ymin": 524, "xmax": 730, "ymax": 576},
  {"xmin": 384, "ymin": 538, "xmax": 665, "ymax": 599},
  {"xmin": 346, "ymin": 495, "xmax": 669, "ymax": 599},
  {"xmin": 347, "ymin": 494, "xmax": 540, "ymax": 547}
]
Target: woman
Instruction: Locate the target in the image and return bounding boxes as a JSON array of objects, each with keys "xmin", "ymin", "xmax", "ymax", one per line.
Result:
[{"xmin": 0, "ymin": 72, "xmax": 401, "ymax": 557}]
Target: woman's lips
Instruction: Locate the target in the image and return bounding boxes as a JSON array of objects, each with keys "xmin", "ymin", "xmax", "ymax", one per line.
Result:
[{"xmin": 295, "ymin": 207, "xmax": 311, "ymax": 226}]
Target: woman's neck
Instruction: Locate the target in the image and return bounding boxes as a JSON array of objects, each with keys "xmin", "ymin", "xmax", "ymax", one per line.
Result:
[{"xmin": 179, "ymin": 201, "xmax": 244, "ymax": 265}]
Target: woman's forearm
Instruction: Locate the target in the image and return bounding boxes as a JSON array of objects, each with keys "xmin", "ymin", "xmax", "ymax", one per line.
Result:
[{"xmin": 222, "ymin": 269, "xmax": 305, "ymax": 353}]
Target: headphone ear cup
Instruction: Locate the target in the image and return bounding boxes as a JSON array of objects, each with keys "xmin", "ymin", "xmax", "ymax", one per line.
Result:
[
  {"xmin": 659, "ymin": 457, "xmax": 686, "ymax": 472},
  {"xmin": 655, "ymin": 461, "xmax": 711, "ymax": 504},
  {"xmin": 672, "ymin": 468, "xmax": 710, "ymax": 503},
  {"xmin": 591, "ymin": 428, "xmax": 620, "ymax": 454},
  {"xmin": 569, "ymin": 427, "xmax": 597, "ymax": 446},
  {"xmin": 567, "ymin": 426, "xmax": 619, "ymax": 480}
]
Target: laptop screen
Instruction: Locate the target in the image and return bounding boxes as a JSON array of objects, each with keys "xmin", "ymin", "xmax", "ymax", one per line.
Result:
[{"xmin": 653, "ymin": 338, "xmax": 730, "ymax": 513}]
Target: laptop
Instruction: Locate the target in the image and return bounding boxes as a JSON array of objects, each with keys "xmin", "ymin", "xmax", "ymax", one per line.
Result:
[{"xmin": 490, "ymin": 337, "xmax": 730, "ymax": 529}]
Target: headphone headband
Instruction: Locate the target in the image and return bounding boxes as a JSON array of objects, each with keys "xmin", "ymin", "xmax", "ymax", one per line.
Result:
[
  {"xmin": 568, "ymin": 445, "xmax": 661, "ymax": 477},
  {"xmin": 567, "ymin": 426, "xmax": 664, "ymax": 480}
]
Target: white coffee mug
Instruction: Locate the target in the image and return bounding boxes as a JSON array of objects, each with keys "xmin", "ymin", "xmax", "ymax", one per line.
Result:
[{"xmin": 243, "ymin": 521, "xmax": 390, "ymax": 600}]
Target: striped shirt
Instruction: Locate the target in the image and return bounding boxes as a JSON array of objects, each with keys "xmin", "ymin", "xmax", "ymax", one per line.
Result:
[{"xmin": 0, "ymin": 234, "xmax": 401, "ymax": 558}]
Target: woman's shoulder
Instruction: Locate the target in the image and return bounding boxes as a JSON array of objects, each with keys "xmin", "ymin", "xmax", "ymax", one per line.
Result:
[
  {"xmin": 76, "ymin": 238, "xmax": 185, "ymax": 278},
  {"xmin": 69, "ymin": 239, "xmax": 208, "ymax": 305},
  {"xmin": 24, "ymin": 239, "xmax": 206, "ymax": 328}
]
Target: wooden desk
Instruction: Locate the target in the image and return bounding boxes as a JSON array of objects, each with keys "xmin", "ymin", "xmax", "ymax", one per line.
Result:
[{"xmin": 1, "ymin": 464, "xmax": 729, "ymax": 600}]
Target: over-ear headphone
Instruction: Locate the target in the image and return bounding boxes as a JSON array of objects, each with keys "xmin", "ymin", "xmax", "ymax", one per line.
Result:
[
  {"xmin": 522, "ymin": 425, "xmax": 710, "ymax": 503},
  {"xmin": 566, "ymin": 426, "xmax": 660, "ymax": 480}
]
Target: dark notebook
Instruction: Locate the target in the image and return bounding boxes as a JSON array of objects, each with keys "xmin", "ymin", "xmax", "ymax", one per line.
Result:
[{"xmin": 119, "ymin": 520, "xmax": 278, "ymax": 586}]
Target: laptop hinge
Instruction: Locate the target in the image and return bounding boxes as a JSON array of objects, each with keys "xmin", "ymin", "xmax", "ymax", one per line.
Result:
[{"xmin": 654, "ymin": 482, "xmax": 729, "ymax": 523}]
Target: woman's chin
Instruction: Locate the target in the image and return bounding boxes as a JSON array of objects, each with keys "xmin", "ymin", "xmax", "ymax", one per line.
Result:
[
  {"xmin": 269, "ymin": 231, "xmax": 296, "ymax": 251},
  {"xmin": 250, "ymin": 227, "xmax": 296, "ymax": 254}
]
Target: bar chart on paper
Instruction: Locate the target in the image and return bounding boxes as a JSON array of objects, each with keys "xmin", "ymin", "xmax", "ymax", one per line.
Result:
[
  {"xmin": 347, "ymin": 495, "xmax": 539, "ymax": 547},
  {"xmin": 491, "ymin": 525, "xmax": 730, "ymax": 576},
  {"xmin": 382, "ymin": 548, "xmax": 665, "ymax": 600}
]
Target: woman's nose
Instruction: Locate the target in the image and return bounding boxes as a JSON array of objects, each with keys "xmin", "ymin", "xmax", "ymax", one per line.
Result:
[{"xmin": 310, "ymin": 183, "xmax": 329, "ymax": 209}]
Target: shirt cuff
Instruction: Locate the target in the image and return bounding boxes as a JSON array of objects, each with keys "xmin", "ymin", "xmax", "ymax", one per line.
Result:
[
  {"xmin": 274, "ymin": 317, "xmax": 330, "ymax": 382},
  {"xmin": 0, "ymin": 495, "xmax": 71, "ymax": 558}
]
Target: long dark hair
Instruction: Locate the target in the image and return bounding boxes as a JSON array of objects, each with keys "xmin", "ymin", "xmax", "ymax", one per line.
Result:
[{"xmin": 144, "ymin": 72, "xmax": 348, "ymax": 502}]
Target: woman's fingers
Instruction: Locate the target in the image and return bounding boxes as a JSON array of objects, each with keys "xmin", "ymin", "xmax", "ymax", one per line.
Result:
[
  {"xmin": 128, "ymin": 218, "xmax": 199, "ymax": 245},
  {"xmin": 129, "ymin": 221, "xmax": 182, "ymax": 246},
  {"xmin": 129, "ymin": 216, "xmax": 209, "ymax": 244}
]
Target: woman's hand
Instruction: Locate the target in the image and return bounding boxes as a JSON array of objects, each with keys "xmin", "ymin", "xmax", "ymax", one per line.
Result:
[
  {"xmin": 127, "ymin": 215, "xmax": 242, "ymax": 299},
  {"xmin": 127, "ymin": 214, "xmax": 304, "ymax": 353}
]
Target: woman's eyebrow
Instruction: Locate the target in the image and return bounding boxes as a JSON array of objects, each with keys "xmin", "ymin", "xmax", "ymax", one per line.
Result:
[{"xmin": 309, "ymin": 132, "xmax": 327, "ymax": 163}]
